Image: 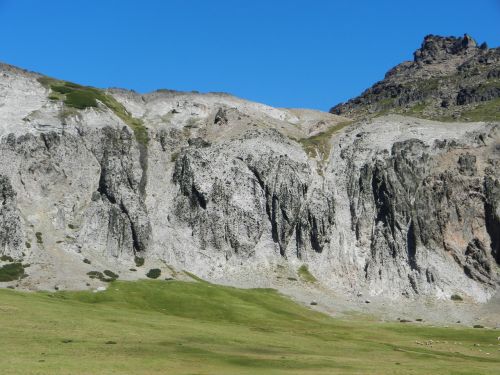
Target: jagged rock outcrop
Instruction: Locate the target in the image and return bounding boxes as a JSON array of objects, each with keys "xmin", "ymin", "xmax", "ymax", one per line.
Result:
[
  {"xmin": 0, "ymin": 36, "xmax": 499, "ymax": 302},
  {"xmin": 0, "ymin": 175, "xmax": 24, "ymax": 258},
  {"xmin": 172, "ymin": 129, "xmax": 334, "ymax": 259},
  {"xmin": 330, "ymin": 34, "xmax": 500, "ymax": 122}
]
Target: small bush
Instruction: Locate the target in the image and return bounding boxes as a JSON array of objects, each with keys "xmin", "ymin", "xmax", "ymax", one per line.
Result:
[
  {"xmin": 473, "ymin": 324, "xmax": 484, "ymax": 329},
  {"xmin": 25, "ymin": 242, "xmax": 31, "ymax": 249},
  {"xmin": 35, "ymin": 232, "xmax": 43, "ymax": 244},
  {"xmin": 83, "ymin": 258, "xmax": 91, "ymax": 264},
  {"xmin": 103, "ymin": 270, "xmax": 119, "ymax": 280},
  {"xmin": 451, "ymin": 294, "xmax": 463, "ymax": 301},
  {"xmin": 68, "ymin": 224, "xmax": 76, "ymax": 230},
  {"xmin": 87, "ymin": 271, "xmax": 104, "ymax": 280},
  {"xmin": 134, "ymin": 257, "xmax": 145, "ymax": 267},
  {"xmin": 87, "ymin": 270, "xmax": 117, "ymax": 283},
  {"xmin": 146, "ymin": 268, "xmax": 161, "ymax": 279},
  {"xmin": 0, "ymin": 263, "xmax": 25, "ymax": 282},
  {"xmin": 0, "ymin": 255, "xmax": 14, "ymax": 262},
  {"xmin": 287, "ymin": 277, "xmax": 297, "ymax": 281}
]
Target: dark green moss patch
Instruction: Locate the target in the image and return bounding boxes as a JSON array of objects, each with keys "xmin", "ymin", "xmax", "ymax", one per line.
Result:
[
  {"xmin": 87, "ymin": 271, "xmax": 104, "ymax": 280},
  {"xmin": 103, "ymin": 270, "xmax": 118, "ymax": 280},
  {"xmin": 0, "ymin": 263, "xmax": 26, "ymax": 282},
  {"xmin": 0, "ymin": 255, "xmax": 14, "ymax": 262},
  {"xmin": 134, "ymin": 256, "xmax": 145, "ymax": 267},
  {"xmin": 146, "ymin": 268, "xmax": 161, "ymax": 279},
  {"xmin": 87, "ymin": 270, "xmax": 117, "ymax": 283}
]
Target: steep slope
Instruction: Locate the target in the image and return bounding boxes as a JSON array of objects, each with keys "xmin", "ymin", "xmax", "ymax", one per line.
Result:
[
  {"xmin": 330, "ymin": 34, "xmax": 500, "ymax": 121},
  {"xmin": 0, "ymin": 35, "xmax": 499, "ymax": 304}
]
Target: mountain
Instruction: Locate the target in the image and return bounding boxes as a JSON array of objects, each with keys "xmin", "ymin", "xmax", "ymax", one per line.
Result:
[
  {"xmin": 0, "ymin": 35, "xmax": 499, "ymax": 307},
  {"xmin": 330, "ymin": 34, "xmax": 500, "ymax": 121}
]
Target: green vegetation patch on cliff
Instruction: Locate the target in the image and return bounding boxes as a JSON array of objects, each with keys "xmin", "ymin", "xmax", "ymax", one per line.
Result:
[
  {"xmin": 297, "ymin": 265, "xmax": 317, "ymax": 283},
  {"xmin": 0, "ymin": 262, "xmax": 25, "ymax": 282},
  {"xmin": 299, "ymin": 121, "xmax": 352, "ymax": 161},
  {"xmin": 38, "ymin": 77, "xmax": 148, "ymax": 145}
]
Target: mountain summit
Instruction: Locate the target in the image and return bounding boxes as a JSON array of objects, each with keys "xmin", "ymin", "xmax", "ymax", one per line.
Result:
[{"xmin": 331, "ymin": 34, "xmax": 500, "ymax": 121}]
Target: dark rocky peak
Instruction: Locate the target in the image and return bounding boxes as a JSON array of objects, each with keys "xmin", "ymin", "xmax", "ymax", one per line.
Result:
[
  {"xmin": 413, "ymin": 34, "xmax": 478, "ymax": 64},
  {"xmin": 330, "ymin": 34, "xmax": 499, "ymax": 121}
]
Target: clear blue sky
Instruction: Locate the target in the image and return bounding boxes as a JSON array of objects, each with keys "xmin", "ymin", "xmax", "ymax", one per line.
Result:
[{"xmin": 0, "ymin": 0, "xmax": 499, "ymax": 111}]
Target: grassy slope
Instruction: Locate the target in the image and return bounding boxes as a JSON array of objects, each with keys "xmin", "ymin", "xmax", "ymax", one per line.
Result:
[{"xmin": 0, "ymin": 280, "xmax": 499, "ymax": 375}]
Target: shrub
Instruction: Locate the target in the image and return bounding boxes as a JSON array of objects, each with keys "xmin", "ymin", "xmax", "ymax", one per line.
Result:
[
  {"xmin": 451, "ymin": 294, "xmax": 463, "ymax": 301},
  {"xmin": 87, "ymin": 271, "xmax": 104, "ymax": 280},
  {"xmin": 146, "ymin": 268, "xmax": 161, "ymax": 279},
  {"xmin": 35, "ymin": 232, "xmax": 43, "ymax": 244},
  {"xmin": 0, "ymin": 263, "xmax": 25, "ymax": 282},
  {"xmin": 473, "ymin": 324, "xmax": 484, "ymax": 329},
  {"xmin": 25, "ymin": 242, "xmax": 31, "ymax": 248},
  {"xmin": 134, "ymin": 256, "xmax": 145, "ymax": 267},
  {"xmin": 103, "ymin": 270, "xmax": 119, "ymax": 280},
  {"xmin": 83, "ymin": 258, "xmax": 91, "ymax": 264},
  {"xmin": 87, "ymin": 270, "xmax": 117, "ymax": 283},
  {"xmin": 0, "ymin": 255, "xmax": 14, "ymax": 262}
]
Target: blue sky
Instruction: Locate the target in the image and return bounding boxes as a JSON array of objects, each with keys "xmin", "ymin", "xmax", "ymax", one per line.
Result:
[{"xmin": 0, "ymin": 0, "xmax": 498, "ymax": 111}]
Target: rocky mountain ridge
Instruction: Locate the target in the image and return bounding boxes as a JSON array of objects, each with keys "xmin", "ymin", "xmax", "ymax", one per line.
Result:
[
  {"xmin": 331, "ymin": 34, "xmax": 500, "ymax": 122},
  {"xmin": 0, "ymin": 35, "xmax": 499, "ymax": 307}
]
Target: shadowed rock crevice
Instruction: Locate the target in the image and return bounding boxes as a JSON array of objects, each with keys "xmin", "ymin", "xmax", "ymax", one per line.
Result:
[{"xmin": 94, "ymin": 127, "xmax": 151, "ymax": 254}]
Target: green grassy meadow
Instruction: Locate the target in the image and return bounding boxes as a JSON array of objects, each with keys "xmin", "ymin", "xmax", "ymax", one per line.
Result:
[{"xmin": 0, "ymin": 280, "xmax": 499, "ymax": 374}]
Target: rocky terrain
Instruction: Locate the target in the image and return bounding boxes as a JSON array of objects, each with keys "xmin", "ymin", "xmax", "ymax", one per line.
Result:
[
  {"xmin": 331, "ymin": 34, "xmax": 500, "ymax": 122},
  {"xmin": 0, "ymin": 35, "xmax": 499, "ymax": 322}
]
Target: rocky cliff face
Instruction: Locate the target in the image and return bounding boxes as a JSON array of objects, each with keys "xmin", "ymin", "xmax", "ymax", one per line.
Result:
[
  {"xmin": 0, "ymin": 35, "xmax": 499, "ymax": 302},
  {"xmin": 331, "ymin": 34, "xmax": 500, "ymax": 122}
]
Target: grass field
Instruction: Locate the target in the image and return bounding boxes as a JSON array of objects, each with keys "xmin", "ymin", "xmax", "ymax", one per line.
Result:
[{"xmin": 0, "ymin": 280, "xmax": 499, "ymax": 374}]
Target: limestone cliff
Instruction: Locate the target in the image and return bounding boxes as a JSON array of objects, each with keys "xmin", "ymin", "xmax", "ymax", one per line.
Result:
[{"xmin": 0, "ymin": 35, "xmax": 499, "ymax": 302}]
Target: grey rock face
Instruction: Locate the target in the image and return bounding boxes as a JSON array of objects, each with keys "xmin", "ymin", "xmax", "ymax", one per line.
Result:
[
  {"xmin": 0, "ymin": 59, "xmax": 498, "ymax": 302},
  {"xmin": 0, "ymin": 175, "xmax": 24, "ymax": 258},
  {"xmin": 172, "ymin": 129, "xmax": 334, "ymax": 259}
]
